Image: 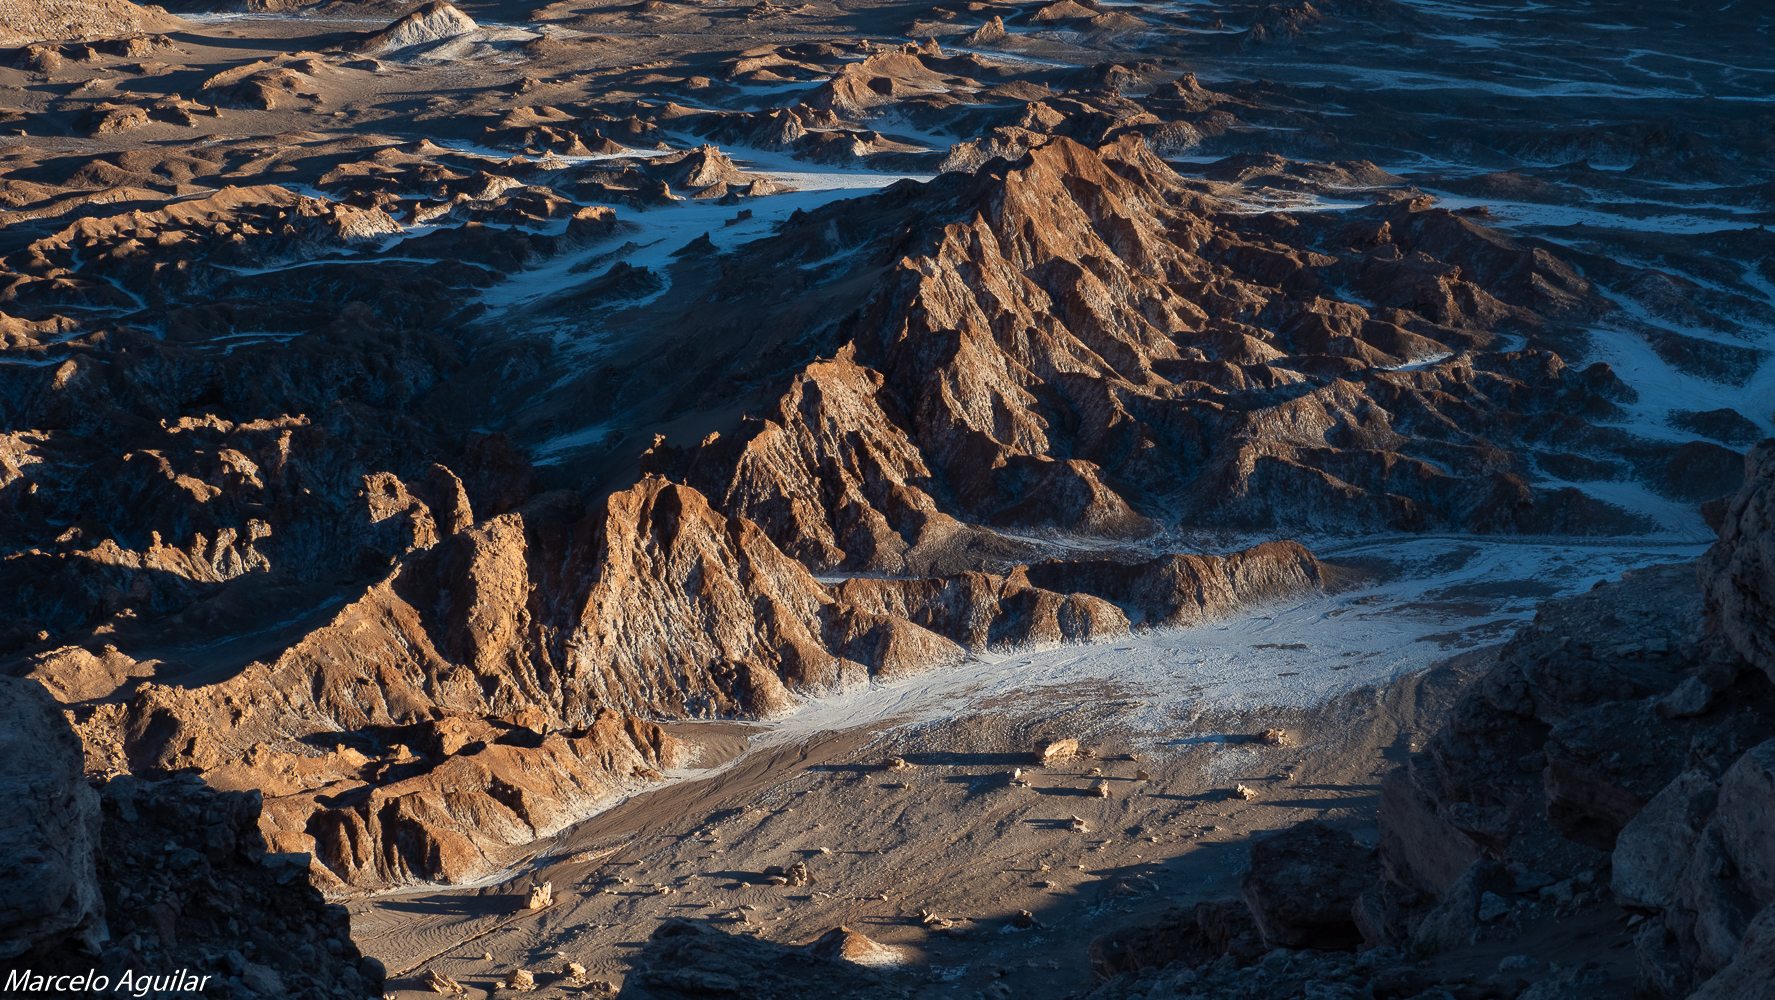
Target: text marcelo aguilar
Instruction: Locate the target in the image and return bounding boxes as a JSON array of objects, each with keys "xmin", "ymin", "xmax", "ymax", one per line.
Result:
[{"xmin": 4, "ymin": 968, "xmax": 213, "ymax": 996}]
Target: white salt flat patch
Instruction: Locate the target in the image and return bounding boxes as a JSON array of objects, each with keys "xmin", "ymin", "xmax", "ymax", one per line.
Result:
[
  {"xmin": 530, "ymin": 421, "xmax": 615, "ymax": 464},
  {"xmin": 1583, "ymin": 326, "xmax": 1775, "ymax": 441},
  {"xmin": 421, "ymin": 138, "xmax": 674, "ymax": 166},
  {"xmin": 763, "ymin": 535, "xmax": 1707, "ymax": 745},
  {"xmin": 480, "ymin": 149, "xmax": 929, "ymax": 318},
  {"xmin": 1379, "ymin": 351, "xmax": 1454, "ymax": 371},
  {"xmin": 1430, "ymin": 194, "xmax": 1767, "ymax": 237},
  {"xmin": 182, "ymin": 13, "xmax": 389, "ymax": 25}
]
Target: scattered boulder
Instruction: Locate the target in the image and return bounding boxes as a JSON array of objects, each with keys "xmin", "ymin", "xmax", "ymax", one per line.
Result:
[
  {"xmin": 804, "ymin": 926, "xmax": 907, "ymax": 967},
  {"xmin": 1612, "ymin": 770, "xmax": 1718, "ymax": 910},
  {"xmin": 764, "ymin": 861, "xmax": 812, "ymax": 886},
  {"xmin": 1658, "ymin": 676, "xmax": 1715, "ymax": 719},
  {"xmin": 1041, "ymin": 738, "xmax": 1082, "ymax": 764},
  {"xmin": 424, "ymin": 969, "xmax": 465, "ymax": 994}
]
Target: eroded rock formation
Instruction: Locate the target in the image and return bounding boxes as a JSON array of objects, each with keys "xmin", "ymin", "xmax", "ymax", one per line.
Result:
[
  {"xmin": 10, "ymin": 132, "xmax": 1718, "ymax": 892},
  {"xmin": 0, "ymin": 0, "xmax": 179, "ymax": 45}
]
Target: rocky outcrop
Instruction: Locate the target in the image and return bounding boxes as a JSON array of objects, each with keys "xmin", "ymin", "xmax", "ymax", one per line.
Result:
[
  {"xmin": 803, "ymin": 926, "xmax": 907, "ymax": 967},
  {"xmin": 17, "ymin": 774, "xmax": 380, "ymax": 998},
  {"xmin": 357, "ymin": 1, "xmax": 478, "ymax": 54},
  {"xmin": 1088, "ymin": 441, "xmax": 1775, "ymax": 999},
  {"xmin": 1241, "ymin": 822, "xmax": 1374, "ymax": 951},
  {"xmin": 1, "ymin": 129, "xmax": 1730, "ymax": 899},
  {"xmin": 0, "ymin": 0, "xmax": 179, "ymax": 44},
  {"xmin": 622, "ymin": 135, "xmax": 1668, "ymax": 590},
  {"xmin": 1704, "ymin": 440, "xmax": 1775, "ymax": 683},
  {"xmin": 619, "ymin": 919, "xmax": 892, "ymax": 1000},
  {"xmin": 0, "ymin": 676, "xmax": 374, "ymax": 993},
  {"xmin": 0, "ymin": 676, "xmax": 103, "ymax": 961},
  {"xmin": 54, "ymin": 472, "xmax": 1315, "ymax": 889},
  {"xmin": 1689, "ymin": 905, "xmax": 1775, "ymax": 1000},
  {"xmin": 1364, "ymin": 442, "xmax": 1775, "ymax": 996}
]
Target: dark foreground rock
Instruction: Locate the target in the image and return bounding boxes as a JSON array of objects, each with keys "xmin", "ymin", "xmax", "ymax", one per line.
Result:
[
  {"xmin": 0, "ymin": 676, "xmax": 103, "ymax": 961},
  {"xmin": 0, "ymin": 677, "xmax": 378, "ymax": 999},
  {"xmin": 1241, "ymin": 822, "xmax": 1375, "ymax": 951}
]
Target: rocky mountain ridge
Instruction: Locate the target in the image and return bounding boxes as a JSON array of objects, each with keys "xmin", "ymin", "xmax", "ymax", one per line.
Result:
[{"xmin": 7, "ymin": 130, "xmax": 1751, "ymax": 893}]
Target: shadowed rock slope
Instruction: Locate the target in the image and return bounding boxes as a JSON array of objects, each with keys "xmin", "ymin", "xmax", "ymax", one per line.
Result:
[{"xmin": 1083, "ymin": 441, "xmax": 1775, "ymax": 1000}]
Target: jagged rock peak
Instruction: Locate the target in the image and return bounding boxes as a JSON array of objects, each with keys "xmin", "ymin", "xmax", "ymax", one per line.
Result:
[{"xmin": 359, "ymin": 1, "xmax": 479, "ymax": 53}]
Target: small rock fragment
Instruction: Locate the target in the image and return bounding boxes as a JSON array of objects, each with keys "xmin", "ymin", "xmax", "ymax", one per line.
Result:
[
  {"xmin": 1091, "ymin": 780, "xmax": 1111, "ymax": 798},
  {"xmin": 1232, "ymin": 784, "xmax": 1259, "ymax": 801},
  {"xmin": 1260, "ymin": 729, "xmax": 1292, "ymax": 747},
  {"xmin": 502, "ymin": 968, "xmax": 535, "ymax": 991},
  {"xmin": 526, "ymin": 880, "xmax": 553, "ymax": 910},
  {"xmin": 1040, "ymin": 738, "xmax": 1081, "ymax": 764},
  {"xmin": 423, "ymin": 969, "xmax": 463, "ymax": 995},
  {"xmin": 765, "ymin": 861, "xmax": 812, "ymax": 886}
]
